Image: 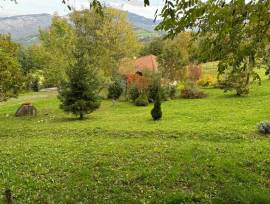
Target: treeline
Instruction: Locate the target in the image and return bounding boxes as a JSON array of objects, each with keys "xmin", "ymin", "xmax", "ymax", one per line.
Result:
[{"xmin": 0, "ymin": 8, "xmax": 143, "ymax": 101}]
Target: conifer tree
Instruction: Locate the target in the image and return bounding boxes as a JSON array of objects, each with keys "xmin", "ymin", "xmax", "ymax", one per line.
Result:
[
  {"xmin": 151, "ymin": 89, "xmax": 162, "ymax": 121},
  {"xmin": 58, "ymin": 49, "xmax": 101, "ymax": 120}
]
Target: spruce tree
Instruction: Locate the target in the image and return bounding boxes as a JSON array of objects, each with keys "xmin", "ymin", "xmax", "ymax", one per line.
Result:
[
  {"xmin": 58, "ymin": 49, "xmax": 101, "ymax": 120},
  {"xmin": 151, "ymin": 90, "xmax": 162, "ymax": 121}
]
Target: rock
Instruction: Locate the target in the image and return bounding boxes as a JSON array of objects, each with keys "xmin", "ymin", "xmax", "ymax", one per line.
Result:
[{"xmin": 15, "ymin": 102, "xmax": 37, "ymax": 117}]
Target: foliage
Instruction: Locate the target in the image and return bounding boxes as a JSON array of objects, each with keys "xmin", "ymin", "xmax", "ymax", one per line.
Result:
[
  {"xmin": 39, "ymin": 16, "xmax": 75, "ymax": 87},
  {"xmin": 197, "ymin": 75, "xmax": 217, "ymax": 87},
  {"xmin": 71, "ymin": 8, "xmax": 140, "ymax": 79},
  {"xmin": 157, "ymin": 0, "xmax": 270, "ymax": 96},
  {"xmin": 135, "ymin": 92, "xmax": 149, "ymax": 106},
  {"xmin": 181, "ymin": 80, "xmax": 207, "ymax": 99},
  {"xmin": 158, "ymin": 32, "xmax": 192, "ymax": 82},
  {"xmin": 58, "ymin": 10, "xmax": 103, "ymax": 120},
  {"xmin": 140, "ymin": 37, "xmax": 163, "ymax": 56},
  {"xmin": 151, "ymin": 91, "xmax": 162, "ymax": 120},
  {"xmin": 218, "ymin": 70, "xmax": 256, "ymax": 96},
  {"xmin": 148, "ymin": 76, "xmax": 161, "ymax": 102},
  {"xmin": 128, "ymin": 84, "xmax": 140, "ymax": 102},
  {"xmin": 30, "ymin": 77, "xmax": 40, "ymax": 92},
  {"xmin": 58, "ymin": 51, "xmax": 101, "ymax": 119},
  {"xmin": 257, "ymin": 121, "xmax": 270, "ymax": 135},
  {"xmin": 0, "ymin": 35, "xmax": 23, "ymax": 101},
  {"xmin": 108, "ymin": 76, "xmax": 124, "ymax": 100}
]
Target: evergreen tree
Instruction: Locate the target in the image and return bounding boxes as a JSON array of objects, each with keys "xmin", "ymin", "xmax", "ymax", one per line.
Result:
[
  {"xmin": 58, "ymin": 49, "xmax": 101, "ymax": 120},
  {"xmin": 151, "ymin": 90, "xmax": 162, "ymax": 121}
]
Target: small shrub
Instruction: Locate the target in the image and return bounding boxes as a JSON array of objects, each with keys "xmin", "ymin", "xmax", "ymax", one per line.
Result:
[
  {"xmin": 197, "ymin": 75, "xmax": 216, "ymax": 87},
  {"xmin": 108, "ymin": 78, "xmax": 123, "ymax": 100},
  {"xmin": 161, "ymin": 84, "xmax": 177, "ymax": 100},
  {"xmin": 257, "ymin": 121, "xmax": 270, "ymax": 134},
  {"xmin": 128, "ymin": 84, "xmax": 140, "ymax": 102},
  {"xmin": 151, "ymin": 92, "xmax": 162, "ymax": 120},
  {"xmin": 135, "ymin": 93, "xmax": 149, "ymax": 106},
  {"xmin": 148, "ymin": 78, "xmax": 160, "ymax": 102},
  {"xmin": 31, "ymin": 78, "xmax": 40, "ymax": 92},
  {"xmin": 181, "ymin": 80, "xmax": 207, "ymax": 99}
]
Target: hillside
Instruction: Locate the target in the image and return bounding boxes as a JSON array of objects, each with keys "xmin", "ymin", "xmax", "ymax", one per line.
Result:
[{"xmin": 0, "ymin": 12, "xmax": 161, "ymax": 45}]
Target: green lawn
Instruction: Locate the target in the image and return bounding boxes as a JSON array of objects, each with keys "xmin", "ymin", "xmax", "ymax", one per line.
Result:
[{"xmin": 1, "ymin": 80, "xmax": 270, "ymax": 203}]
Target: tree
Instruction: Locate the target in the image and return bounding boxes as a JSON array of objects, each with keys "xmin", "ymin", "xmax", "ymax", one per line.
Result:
[
  {"xmin": 140, "ymin": 37, "xmax": 163, "ymax": 57},
  {"xmin": 0, "ymin": 34, "xmax": 23, "ymax": 101},
  {"xmin": 58, "ymin": 49, "xmax": 101, "ymax": 120},
  {"xmin": 0, "ymin": 49, "xmax": 23, "ymax": 101},
  {"xmin": 39, "ymin": 16, "xmax": 75, "ymax": 87},
  {"xmin": 157, "ymin": 0, "xmax": 270, "ymax": 96},
  {"xmin": 58, "ymin": 9, "xmax": 103, "ymax": 120},
  {"xmin": 151, "ymin": 88, "xmax": 162, "ymax": 121},
  {"xmin": 158, "ymin": 32, "xmax": 192, "ymax": 82}
]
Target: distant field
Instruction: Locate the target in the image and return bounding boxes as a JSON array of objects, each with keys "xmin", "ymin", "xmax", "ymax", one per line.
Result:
[
  {"xmin": 1, "ymin": 80, "xmax": 270, "ymax": 203},
  {"xmin": 201, "ymin": 61, "xmax": 268, "ymax": 80}
]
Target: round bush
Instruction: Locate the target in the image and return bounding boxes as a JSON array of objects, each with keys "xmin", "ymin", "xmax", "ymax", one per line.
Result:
[
  {"xmin": 108, "ymin": 79, "xmax": 123, "ymax": 100},
  {"xmin": 128, "ymin": 84, "xmax": 140, "ymax": 102},
  {"xmin": 257, "ymin": 121, "xmax": 270, "ymax": 134},
  {"xmin": 135, "ymin": 93, "xmax": 149, "ymax": 106}
]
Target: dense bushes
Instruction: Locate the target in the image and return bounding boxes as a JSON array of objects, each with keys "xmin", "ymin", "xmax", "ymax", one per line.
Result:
[
  {"xmin": 108, "ymin": 77, "xmax": 124, "ymax": 100},
  {"xmin": 128, "ymin": 84, "xmax": 140, "ymax": 102},
  {"xmin": 181, "ymin": 80, "xmax": 207, "ymax": 99},
  {"xmin": 135, "ymin": 93, "xmax": 149, "ymax": 106},
  {"xmin": 257, "ymin": 121, "xmax": 270, "ymax": 135}
]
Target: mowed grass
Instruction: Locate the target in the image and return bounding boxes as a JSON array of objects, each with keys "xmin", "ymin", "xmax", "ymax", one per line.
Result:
[{"xmin": 1, "ymin": 80, "xmax": 270, "ymax": 203}]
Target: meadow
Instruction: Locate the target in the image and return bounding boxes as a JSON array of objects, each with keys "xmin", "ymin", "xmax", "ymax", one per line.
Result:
[{"xmin": 1, "ymin": 79, "xmax": 270, "ymax": 203}]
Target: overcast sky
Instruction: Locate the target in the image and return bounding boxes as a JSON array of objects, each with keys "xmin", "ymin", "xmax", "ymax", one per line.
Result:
[{"xmin": 0, "ymin": 0, "xmax": 163, "ymax": 19}]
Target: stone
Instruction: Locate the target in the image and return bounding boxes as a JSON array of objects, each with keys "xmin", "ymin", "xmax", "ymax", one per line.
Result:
[{"xmin": 15, "ymin": 102, "xmax": 37, "ymax": 117}]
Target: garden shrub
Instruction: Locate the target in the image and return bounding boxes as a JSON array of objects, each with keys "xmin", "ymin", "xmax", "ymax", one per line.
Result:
[
  {"xmin": 181, "ymin": 80, "xmax": 207, "ymax": 99},
  {"xmin": 151, "ymin": 92, "xmax": 162, "ymax": 120},
  {"xmin": 30, "ymin": 78, "xmax": 40, "ymax": 92},
  {"xmin": 128, "ymin": 84, "xmax": 140, "ymax": 102},
  {"xmin": 257, "ymin": 121, "xmax": 270, "ymax": 134},
  {"xmin": 161, "ymin": 84, "xmax": 177, "ymax": 100},
  {"xmin": 135, "ymin": 93, "xmax": 149, "ymax": 106},
  {"xmin": 148, "ymin": 78, "xmax": 160, "ymax": 102},
  {"xmin": 197, "ymin": 75, "xmax": 216, "ymax": 87},
  {"xmin": 108, "ymin": 77, "xmax": 124, "ymax": 100}
]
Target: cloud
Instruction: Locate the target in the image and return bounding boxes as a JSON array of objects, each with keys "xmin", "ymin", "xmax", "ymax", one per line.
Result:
[{"xmin": 0, "ymin": 0, "xmax": 163, "ymax": 19}]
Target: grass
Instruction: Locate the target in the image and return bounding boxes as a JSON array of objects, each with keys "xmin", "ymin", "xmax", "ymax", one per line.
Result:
[{"xmin": 1, "ymin": 80, "xmax": 270, "ymax": 203}]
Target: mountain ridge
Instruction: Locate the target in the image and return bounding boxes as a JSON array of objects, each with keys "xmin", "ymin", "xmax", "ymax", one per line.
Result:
[{"xmin": 0, "ymin": 12, "xmax": 161, "ymax": 45}]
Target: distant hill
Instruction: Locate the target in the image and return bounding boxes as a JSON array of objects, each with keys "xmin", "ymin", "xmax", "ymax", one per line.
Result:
[{"xmin": 0, "ymin": 12, "xmax": 161, "ymax": 45}]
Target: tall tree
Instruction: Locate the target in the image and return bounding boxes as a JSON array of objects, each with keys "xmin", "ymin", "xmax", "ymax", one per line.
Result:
[
  {"xmin": 58, "ymin": 9, "xmax": 102, "ymax": 119},
  {"xmin": 39, "ymin": 15, "xmax": 75, "ymax": 87},
  {"xmin": 0, "ymin": 35, "xmax": 23, "ymax": 101},
  {"xmin": 157, "ymin": 0, "xmax": 270, "ymax": 95},
  {"xmin": 158, "ymin": 32, "xmax": 192, "ymax": 82}
]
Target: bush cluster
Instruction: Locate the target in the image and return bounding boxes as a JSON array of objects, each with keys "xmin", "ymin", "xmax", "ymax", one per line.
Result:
[
  {"xmin": 135, "ymin": 93, "xmax": 149, "ymax": 106},
  {"xmin": 108, "ymin": 77, "xmax": 124, "ymax": 100},
  {"xmin": 257, "ymin": 121, "xmax": 270, "ymax": 135},
  {"xmin": 181, "ymin": 80, "xmax": 207, "ymax": 99}
]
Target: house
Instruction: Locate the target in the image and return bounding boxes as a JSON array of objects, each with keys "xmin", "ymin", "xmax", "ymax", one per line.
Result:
[{"xmin": 119, "ymin": 55, "xmax": 158, "ymax": 76}]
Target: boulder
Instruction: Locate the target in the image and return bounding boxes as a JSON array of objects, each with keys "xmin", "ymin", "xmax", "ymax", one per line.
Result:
[{"xmin": 15, "ymin": 102, "xmax": 37, "ymax": 117}]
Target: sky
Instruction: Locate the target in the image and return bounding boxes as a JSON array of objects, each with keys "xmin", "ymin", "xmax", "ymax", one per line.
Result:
[{"xmin": 0, "ymin": 0, "xmax": 163, "ymax": 19}]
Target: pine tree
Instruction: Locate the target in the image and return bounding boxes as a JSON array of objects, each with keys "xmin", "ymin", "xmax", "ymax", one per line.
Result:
[
  {"xmin": 151, "ymin": 90, "xmax": 162, "ymax": 121},
  {"xmin": 58, "ymin": 49, "xmax": 101, "ymax": 120}
]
